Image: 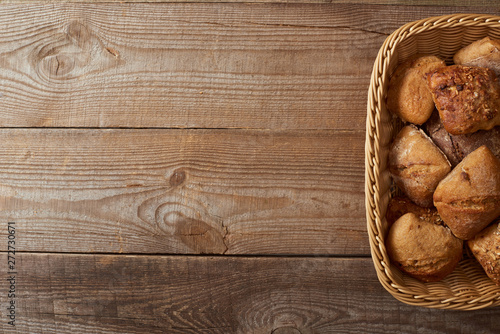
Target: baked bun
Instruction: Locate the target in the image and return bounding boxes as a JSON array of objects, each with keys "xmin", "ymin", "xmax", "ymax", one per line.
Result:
[
  {"xmin": 454, "ymin": 37, "xmax": 500, "ymax": 76},
  {"xmin": 386, "ymin": 195, "xmax": 442, "ymax": 227},
  {"xmin": 389, "ymin": 125, "xmax": 451, "ymax": 207},
  {"xmin": 386, "ymin": 55, "xmax": 445, "ymax": 125},
  {"xmin": 468, "ymin": 221, "xmax": 500, "ymax": 286},
  {"xmin": 427, "ymin": 65, "xmax": 500, "ymax": 135},
  {"xmin": 425, "ymin": 110, "xmax": 500, "ymax": 167},
  {"xmin": 433, "ymin": 146, "xmax": 500, "ymax": 240},
  {"xmin": 386, "ymin": 212, "xmax": 463, "ymax": 282}
]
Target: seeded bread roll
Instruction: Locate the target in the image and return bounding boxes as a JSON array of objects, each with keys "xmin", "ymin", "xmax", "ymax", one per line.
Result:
[
  {"xmin": 427, "ymin": 65, "xmax": 500, "ymax": 135},
  {"xmin": 389, "ymin": 125, "xmax": 451, "ymax": 207},
  {"xmin": 468, "ymin": 221, "xmax": 500, "ymax": 286},
  {"xmin": 386, "ymin": 55, "xmax": 445, "ymax": 125},
  {"xmin": 386, "ymin": 212, "xmax": 463, "ymax": 282},
  {"xmin": 386, "ymin": 195, "xmax": 442, "ymax": 227},
  {"xmin": 425, "ymin": 110, "xmax": 500, "ymax": 167},
  {"xmin": 433, "ymin": 146, "xmax": 500, "ymax": 240},
  {"xmin": 454, "ymin": 37, "xmax": 500, "ymax": 76}
]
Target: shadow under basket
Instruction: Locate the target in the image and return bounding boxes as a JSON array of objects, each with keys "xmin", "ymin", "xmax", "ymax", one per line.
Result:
[{"xmin": 365, "ymin": 14, "xmax": 500, "ymax": 310}]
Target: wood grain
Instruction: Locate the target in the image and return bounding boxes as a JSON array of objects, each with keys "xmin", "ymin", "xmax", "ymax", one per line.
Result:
[
  {"xmin": 0, "ymin": 0, "xmax": 495, "ymax": 5},
  {"xmin": 1, "ymin": 2, "xmax": 499, "ymax": 332},
  {"xmin": 0, "ymin": 254, "xmax": 498, "ymax": 334},
  {"xmin": 0, "ymin": 128, "xmax": 366, "ymax": 255},
  {"xmin": 0, "ymin": 2, "xmax": 372, "ymax": 129},
  {"xmin": 0, "ymin": 3, "xmax": 496, "ymax": 129}
]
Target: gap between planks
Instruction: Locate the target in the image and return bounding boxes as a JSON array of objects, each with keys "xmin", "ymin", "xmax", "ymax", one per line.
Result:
[
  {"xmin": 0, "ymin": 250, "xmax": 372, "ymax": 258},
  {"xmin": 0, "ymin": 127, "xmax": 364, "ymax": 132}
]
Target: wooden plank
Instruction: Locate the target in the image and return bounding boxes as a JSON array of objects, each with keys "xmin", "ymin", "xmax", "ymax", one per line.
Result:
[
  {"xmin": 0, "ymin": 2, "xmax": 372, "ymax": 129},
  {"xmin": 0, "ymin": 0, "xmax": 495, "ymax": 6},
  {"xmin": 0, "ymin": 128, "xmax": 366, "ymax": 255},
  {"xmin": 0, "ymin": 3, "xmax": 497, "ymax": 129},
  {"xmin": 0, "ymin": 254, "xmax": 498, "ymax": 333}
]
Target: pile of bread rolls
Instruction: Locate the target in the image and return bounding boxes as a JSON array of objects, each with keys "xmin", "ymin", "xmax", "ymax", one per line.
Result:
[{"xmin": 385, "ymin": 37, "xmax": 500, "ymax": 284}]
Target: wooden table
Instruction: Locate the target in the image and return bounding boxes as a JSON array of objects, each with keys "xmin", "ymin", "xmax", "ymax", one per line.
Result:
[{"xmin": 0, "ymin": 1, "xmax": 499, "ymax": 333}]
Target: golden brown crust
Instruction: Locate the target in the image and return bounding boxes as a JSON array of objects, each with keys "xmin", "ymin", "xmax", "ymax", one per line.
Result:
[
  {"xmin": 386, "ymin": 213, "xmax": 463, "ymax": 282},
  {"xmin": 386, "ymin": 195, "xmax": 442, "ymax": 227},
  {"xmin": 425, "ymin": 110, "xmax": 500, "ymax": 167},
  {"xmin": 467, "ymin": 221, "xmax": 500, "ymax": 286},
  {"xmin": 427, "ymin": 65, "xmax": 500, "ymax": 135},
  {"xmin": 387, "ymin": 55, "xmax": 445, "ymax": 125},
  {"xmin": 454, "ymin": 37, "xmax": 500, "ymax": 76},
  {"xmin": 433, "ymin": 146, "xmax": 500, "ymax": 240},
  {"xmin": 389, "ymin": 125, "xmax": 451, "ymax": 207}
]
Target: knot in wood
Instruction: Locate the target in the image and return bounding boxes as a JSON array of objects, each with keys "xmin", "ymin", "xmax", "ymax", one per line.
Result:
[
  {"xmin": 169, "ymin": 169, "xmax": 186, "ymax": 187},
  {"xmin": 40, "ymin": 54, "xmax": 75, "ymax": 77},
  {"xmin": 175, "ymin": 218, "xmax": 227, "ymax": 254},
  {"xmin": 36, "ymin": 21, "xmax": 93, "ymax": 79},
  {"xmin": 66, "ymin": 21, "xmax": 92, "ymax": 50}
]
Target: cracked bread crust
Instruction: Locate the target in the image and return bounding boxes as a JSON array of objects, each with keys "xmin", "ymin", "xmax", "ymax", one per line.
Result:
[
  {"xmin": 425, "ymin": 110, "xmax": 500, "ymax": 167},
  {"xmin": 389, "ymin": 125, "xmax": 451, "ymax": 207},
  {"xmin": 468, "ymin": 221, "xmax": 500, "ymax": 286},
  {"xmin": 453, "ymin": 36, "xmax": 500, "ymax": 77},
  {"xmin": 433, "ymin": 145, "xmax": 500, "ymax": 240},
  {"xmin": 386, "ymin": 213, "xmax": 463, "ymax": 282},
  {"xmin": 427, "ymin": 65, "xmax": 500, "ymax": 135},
  {"xmin": 386, "ymin": 195, "xmax": 442, "ymax": 227}
]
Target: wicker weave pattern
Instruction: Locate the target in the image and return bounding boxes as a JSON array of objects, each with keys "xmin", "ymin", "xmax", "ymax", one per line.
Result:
[{"xmin": 365, "ymin": 14, "xmax": 500, "ymax": 310}]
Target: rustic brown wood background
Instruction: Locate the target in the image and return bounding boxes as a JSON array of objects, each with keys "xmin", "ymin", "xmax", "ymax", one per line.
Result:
[{"xmin": 0, "ymin": 1, "xmax": 499, "ymax": 333}]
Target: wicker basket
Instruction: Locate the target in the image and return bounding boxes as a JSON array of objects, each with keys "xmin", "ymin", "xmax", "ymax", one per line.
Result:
[{"xmin": 365, "ymin": 14, "xmax": 500, "ymax": 310}]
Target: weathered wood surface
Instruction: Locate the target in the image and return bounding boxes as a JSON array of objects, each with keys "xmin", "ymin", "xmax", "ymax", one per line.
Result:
[
  {"xmin": 0, "ymin": 3, "xmax": 497, "ymax": 129},
  {"xmin": 0, "ymin": 254, "xmax": 499, "ymax": 334},
  {"xmin": 0, "ymin": 0, "xmax": 495, "ymax": 5},
  {"xmin": 0, "ymin": 2, "xmax": 500, "ymax": 333},
  {"xmin": 0, "ymin": 128, "xmax": 365, "ymax": 255}
]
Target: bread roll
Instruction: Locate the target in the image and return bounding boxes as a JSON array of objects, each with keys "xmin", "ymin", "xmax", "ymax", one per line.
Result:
[
  {"xmin": 454, "ymin": 37, "xmax": 500, "ymax": 76},
  {"xmin": 386, "ymin": 195, "xmax": 442, "ymax": 227},
  {"xmin": 427, "ymin": 65, "xmax": 500, "ymax": 135},
  {"xmin": 389, "ymin": 125, "xmax": 451, "ymax": 207},
  {"xmin": 387, "ymin": 55, "xmax": 445, "ymax": 125},
  {"xmin": 468, "ymin": 221, "xmax": 500, "ymax": 286},
  {"xmin": 425, "ymin": 110, "xmax": 500, "ymax": 167},
  {"xmin": 386, "ymin": 212, "xmax": 463, "ymax": 282},
  {"xmin": 433, "ymin": 146, "xmax": 500, "ymax": 240}
]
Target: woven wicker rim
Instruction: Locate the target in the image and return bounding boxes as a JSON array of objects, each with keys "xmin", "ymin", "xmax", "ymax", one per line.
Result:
[{"xmin": 365, "ymin": 13, "xmax": 500, "ymax": 310}]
